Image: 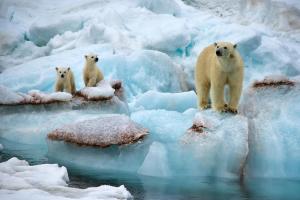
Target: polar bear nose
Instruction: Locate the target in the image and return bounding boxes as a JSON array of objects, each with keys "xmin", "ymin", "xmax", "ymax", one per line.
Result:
[
  {"xmin": 216, "ymin": 50, "xmax": 222, "ymax": 56},
  {"xmin": 61, "ymin": 74, "xmax": 65, "ymax": 78},
  {"xmin": 95, "ymin": 57, "xmax": 98, "ymax": 62}
]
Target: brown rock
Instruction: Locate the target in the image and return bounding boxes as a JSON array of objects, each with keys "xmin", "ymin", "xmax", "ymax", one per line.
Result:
[{"xmin": 48, "ymin": 115, "xmax": 148, "ymax": 148}]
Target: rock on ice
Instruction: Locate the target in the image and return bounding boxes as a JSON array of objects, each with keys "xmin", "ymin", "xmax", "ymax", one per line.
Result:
[{"xmin": 48, "ymin": 114, "xmax": 148, "ymax": 147}]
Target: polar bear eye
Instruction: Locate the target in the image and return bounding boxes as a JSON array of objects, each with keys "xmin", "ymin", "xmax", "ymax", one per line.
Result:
[
  {"xmin": 91, "ymin": 56, "xmax": 94, "ymax": 58},
  {"xmin": 224, "ymin": 47, "xmax": 227, "ymax": 49},
  {"xmin": 217, "ymin": 46, "xmax": 219, "ymax": 48},
  {"xmin": 59, "ymin": 71, "xmax": 62, "ymax": 73}
]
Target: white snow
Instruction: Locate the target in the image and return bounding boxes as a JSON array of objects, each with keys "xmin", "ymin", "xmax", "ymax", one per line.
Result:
[
  {"xmin": 131, "ymin": 90, "xmax": 197, "ymax": 112},
  {"xmin": 79, "ymin": 80, "xmax": 115, "ymax": 100},
  {"xmin": 138, "ymin": 0, "xmax": 181, "ymax": 16},
  {"xmin": 0, "ymin": 157, "xmax": 133, "ymax": 200},
  {"xmin": 0, "ymin": 85, "xmax": 24, "ymax": 104},
  {"xmin": 185, "ymin": 0, "xmax": 300, "ymax": 36},
  {"xmin": 28, "ymin": 90, "xmax": 72, "ymax": 103}
]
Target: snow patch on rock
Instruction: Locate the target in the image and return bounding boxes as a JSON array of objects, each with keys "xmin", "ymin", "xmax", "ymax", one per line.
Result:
[{"xmin": 79, "ymin": 80, "xmax": 115, "ymax": 100}]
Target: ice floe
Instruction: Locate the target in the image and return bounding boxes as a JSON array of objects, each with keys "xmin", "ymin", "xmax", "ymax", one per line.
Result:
[
  {"xmin": 240, "ymin": 75, "xmax": 300, "ymax": 179},
  {"xmin": 0, "ymin": 157, "xmax": 133, "ymax": 200}
]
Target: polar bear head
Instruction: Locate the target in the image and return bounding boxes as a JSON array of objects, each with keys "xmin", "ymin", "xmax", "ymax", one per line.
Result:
[
  {"xmin": 214, "ymin": 42, "xmax": 237, "ymax": 59},
  {"xmin": 56, "ymin": 67, "xmax": 70, "ymax": 80},
  {"xmin": 84, "ymin": 53, "xmax": 99, "ymax": 64}
]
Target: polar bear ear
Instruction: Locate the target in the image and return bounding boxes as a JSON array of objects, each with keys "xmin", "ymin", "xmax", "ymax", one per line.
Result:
[
  {"xmin": 84, "ymin": 55, "xmax": 88, "ymax": 59},
  {"xmin": 55, "ymin": 67, "xmax": 58, "ymax": 71},
  {"xmin": 67, "ymin": 67, "xmax": 70, "ymax": 71},
  {"xmin": 214, "ymin": 42, "xmax": 218, "ymax": 47},
  {"xmin": 233, "ymin": 44, "xmax": 237, "ymax": 48}
]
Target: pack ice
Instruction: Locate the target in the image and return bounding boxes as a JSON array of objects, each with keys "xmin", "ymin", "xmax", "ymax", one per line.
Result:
[
  {"xmin": 0, "ymin": 157, "xmax": 132, "ymax": 200},
  {"xmin": 0, "ymin": 0, "xmax": 300, "ymax": 195}
]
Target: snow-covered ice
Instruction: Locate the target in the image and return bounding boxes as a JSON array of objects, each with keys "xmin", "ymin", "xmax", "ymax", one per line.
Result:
[
  {"xmin": 0, "ymin": 85, "xmax": 24, "ymax": 104},
  {"xmin": 0, "ymin": 157, "xmax": 133, "ymax": 200},
  {"xmin": 131, "ymin": 90, "xmax": 197, "ymax": 112},
  {"xmin": 79, "ymin": 80, "xmax": 115, "ymax": 100},
  {"xmin": 48, "ymin": 114, "xmax": 148, "ymax": 147},
  {"xmin": 28, "ymin": 90, "xmax": 73, "ymax": 103},
  {"xmin": 0, "ymin": 85, "xmax": 72, "ymax": 105},
  {"xmin": 181, "ymin": 111, "xmax": 248, "ymax": 179},
  {"xmin": 240, "ymin": 76, "xmax": 300, "ymax": 179}
]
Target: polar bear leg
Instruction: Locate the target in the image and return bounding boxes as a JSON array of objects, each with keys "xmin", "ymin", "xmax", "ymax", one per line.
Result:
[
  {"xmin": 211, "ymin": 82, "xmax": 226, "ymax": 112},
  {"xmin": 70, "ymin": 74, "xmax": 76, "ymax": 95},
  {"xmin": 197, "ymin": 82, "xmax": 210, "ymax": 109},
  {"xmin": 228, "ymin": 78, "xmax": 242, "ymax": 112},
  {"xmin": 55, "ymin": 83, "xmax": 63, "ymax": 92},
  {"xmin": 87, "ymin": 77, "xmax": 97, "ymax": 87},
  {"xmin": 65, "ymin": 83, "xmax": 72, "ymax": 94}
]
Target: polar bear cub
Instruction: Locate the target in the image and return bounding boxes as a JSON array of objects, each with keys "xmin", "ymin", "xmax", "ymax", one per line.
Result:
[
  {"xmin": 55, "ymin": 67, "xmax": 76, "ymax": 95},
  {"xmin": 83, "ymin": 53, "xmax": 104, "ymax": 87},
  {"xmin": 195, "ymin": 42, "xmax": 244, "ymax": 113}
]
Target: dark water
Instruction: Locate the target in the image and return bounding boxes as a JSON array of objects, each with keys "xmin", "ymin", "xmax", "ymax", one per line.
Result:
[{"xmin": 1, "ymin": 138, "xmax": 300, "ymax": 200}]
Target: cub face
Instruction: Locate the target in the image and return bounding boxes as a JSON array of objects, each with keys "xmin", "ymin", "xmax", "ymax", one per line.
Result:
[
  {"xmin": 56, "ymin": 67, "xmax": 70, "ymax": 80},
  {"xmin": 214, "ymin": 42, "xmax": 237, "ymax": 58},
  {"xmin": 84, "ymin": 53, "xmax": 99, "ymax": 64}
]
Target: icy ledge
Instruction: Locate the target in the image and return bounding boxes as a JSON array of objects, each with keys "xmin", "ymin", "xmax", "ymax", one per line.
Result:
[
  {"xmin": 131, "ymin": 90, "xmax": 197, "ymax": 112},
  {"xmin": 0, "ymin": 85, "xmax": 72, "ymax": 105},
  {"xmin": 48, "ymin": 114, "xmax": 148, "ymax": 148},
  {"xmin": 78, "ymin": 80, "xmax": 116, "ymax": 101},
  {"xmin": 181, "ymin": 111, "xmax": 248, "ymax": 179},
  {"xmin": 0, "ymin": 157, "xmax": 133, "ymax": 200},
  {"xmin": 240, "ymin": 75, "xmax": 300, "ymax": 179},
  {"xmin": 0, "ymin": 80, "xmax": 128, "ymax": 114},
  {"xmin": 0, "ymin": 80, "xmax": 122, "ymax": 105}
]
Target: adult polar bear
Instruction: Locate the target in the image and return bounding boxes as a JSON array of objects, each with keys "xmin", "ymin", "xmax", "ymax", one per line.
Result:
[{"xmin": 195, "ymin": 42, "xmax": 244, "ymax": 113}]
